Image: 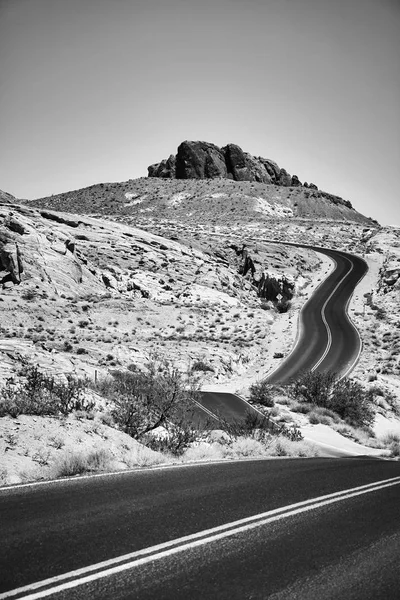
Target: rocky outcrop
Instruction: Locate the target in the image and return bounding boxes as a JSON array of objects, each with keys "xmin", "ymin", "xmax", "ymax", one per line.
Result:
[
  {"xmin": 0, "ymin": 190, "xmax": 17, "ymax": 204},
  {"xmin": 176, "ymin": 141, "xmax": 228, "ymax": 179},
  {"xmin": 147, "ymin": 154, "xmax": 176, "ymax": 179},
  {"xmin": 230, "ymin": 243, "xmax": 295, "ymax": 305},
  {"xmin": 0, "ymin": 230, "xmax": 23, "ymax": 284},
  {"xmin": 148, "ymin": 140, "xmax": 303, "ymax": 187},
  {"xmin": 147, "ymin": 141, "xmax": 308, "ymax": 190}
]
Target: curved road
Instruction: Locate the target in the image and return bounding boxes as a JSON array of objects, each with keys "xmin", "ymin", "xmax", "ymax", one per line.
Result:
[
  {"xmin": 266, "ymin": 245, "xmax": 368, "ymax": 384},
  {"xmin": 195, "ymin": 245, "xmax": 368, "ymax": 425}
]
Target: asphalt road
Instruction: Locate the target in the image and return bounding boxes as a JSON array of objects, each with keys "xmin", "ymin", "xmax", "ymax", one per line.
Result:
[
  {"xmin": 195, "ymin": 246, "xmax": 367, "ymax": 426},
  {"xmin": 266, "ymin": 246, "xmax": 368, "ymax": 384},
  {"xmin": 1, "ymin": 458, "xmax": 400, "ymax": 599}
]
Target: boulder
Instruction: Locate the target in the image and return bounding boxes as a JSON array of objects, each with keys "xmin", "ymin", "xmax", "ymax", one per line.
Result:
[
  {"xmin": 291, "ymin": 175, "xmax": 302, "ymax": 187},
  {"xmin": 223, "ymin": 144, "xmax": 253, "ymax": 181},
  {"xmin": 148, "ymin": 154, "xmax": 176, "ymax": 178},
  {"xmin": 277, "ymin": 169, "xmax": 292, "ymax": 186},
  {"xmin": 0, "ymin": 238, "xmax": 23, "ymax": 284},
  {"xmin": 176, "ymin": 141, "xmax": 227, "ymax": 179}
]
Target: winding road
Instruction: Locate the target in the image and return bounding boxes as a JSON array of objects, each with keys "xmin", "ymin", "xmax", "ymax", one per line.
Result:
[
  {"xmin": 266, "ymin": 245, "xmax": 368, "ymax": 383},
  {"xmin": 2, "ymin": 247, "xmax": 399, "ymax": 600},
  {"xmin": 195, "ymin": 245, "xmax": 368, "ymax": 425}
]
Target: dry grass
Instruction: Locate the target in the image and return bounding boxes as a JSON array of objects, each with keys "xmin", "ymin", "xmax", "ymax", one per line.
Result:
[{"xmin": 52, "ymin": 448, "xmax": 115, "ymax": 477}]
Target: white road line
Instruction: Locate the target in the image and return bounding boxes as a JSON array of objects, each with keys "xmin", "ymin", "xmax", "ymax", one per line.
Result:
[
  {"xmin": 192, "ymin": 399, "xmax": 220, "ymax": 423},
  {"xmin": 3, "ymin": 476, "xmax": 400, "ymax": 600},
  {"xmin": 263, "ymin": 249, "xmax": 337, "ymax": 382},
  {"xmin": 311, "ymin": 256, "xmax": 354, "ymax": 372},
  {"xmin": 338, "ymin": 258, "xmax": 369, "ymax": 380}
]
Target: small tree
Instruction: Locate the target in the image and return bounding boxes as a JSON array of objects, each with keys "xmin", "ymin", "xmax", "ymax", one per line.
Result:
[
  {"xmin": 249, "ymin": 380, "xmax": 274, "ymax": 407},
  {"xmin": 329, "ymin": 379, "xmax": 375, "ymax": 427},
  {"xmin": 101, "ymin": 357, "xmax": 201, "ymax": 450},
  {"xmin": 289, "ymin": 370, "xmax": 337, "ymax": 407}
]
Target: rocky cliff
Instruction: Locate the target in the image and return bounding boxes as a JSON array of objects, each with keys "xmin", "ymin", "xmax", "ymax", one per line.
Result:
[{"xmin": 148, "ymin": 141, "xmax": 317, "ymax": 189}]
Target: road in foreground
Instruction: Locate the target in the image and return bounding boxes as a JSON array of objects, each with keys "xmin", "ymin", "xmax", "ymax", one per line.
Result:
[{"xmin": 1, "ymin": 458, "xmax": 400, "ymax": 599}]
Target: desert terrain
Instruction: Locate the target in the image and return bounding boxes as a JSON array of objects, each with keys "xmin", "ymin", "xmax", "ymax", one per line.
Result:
[{"xmin": 1, "ymin": 142, "xmax": 399, "ymax": 484}]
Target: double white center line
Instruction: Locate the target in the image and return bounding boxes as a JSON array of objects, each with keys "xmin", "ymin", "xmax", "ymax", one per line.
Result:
[{"xmin": 2, "ymin": 475, "xmax": 400, "ymax": 599}]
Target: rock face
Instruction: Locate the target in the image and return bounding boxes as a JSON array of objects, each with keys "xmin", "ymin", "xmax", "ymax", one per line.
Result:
[
  {"xmin": 0, "ymin": 189, "xmax": 17, "ymax": 204},
  {"xmin": 176, "ymin": 141, "xmax": 227, "ymax": 179},
  {"xmin": 148, "ymin": 140, "xmax": 306, "ymax": 188}
]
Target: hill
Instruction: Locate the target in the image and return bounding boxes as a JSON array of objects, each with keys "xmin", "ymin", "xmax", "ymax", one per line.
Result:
[{"xmin": 25, "ymin": 140, "xmax": 375, "ymax": 227}]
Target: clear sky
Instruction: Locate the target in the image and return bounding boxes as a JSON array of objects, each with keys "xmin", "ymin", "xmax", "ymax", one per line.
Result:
[{"xmin": 1, "ymin": 0, "xmax": 399, "ymax": 225}]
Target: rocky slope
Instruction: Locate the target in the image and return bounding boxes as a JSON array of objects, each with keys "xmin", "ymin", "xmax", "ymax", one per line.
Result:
[
  {"xmin": 147, "ymin": 140, "xmax": 368, "ymax": 218},
  {"xmin": 0, "ymin": 189, "xmax": 16, "ymax": 204},
  {"xmin": 27, "ymin": 177, "xmax": 374, "ymax": 227},
  {"xmin": 0, "ymin": 198, "xmax": 326, "ymax": 386}
]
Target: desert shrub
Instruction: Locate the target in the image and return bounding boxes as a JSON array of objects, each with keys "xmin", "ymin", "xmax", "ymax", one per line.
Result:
[
  {"xmin": 21, "ymin": 288, "xmax": 38, "ymax": 301},
  {"xmin": 388, "ymin": 442, "xmax": 400, "ymax": 457},
  {"xmin": 266, "ymin": 437, "xmax": 319, "ymax": 457},
  {"xmin": 249, "ymin": 380, "xmax": 274, "ymax": 407},
  {"xmin": 328, "ymin": 379, "xmax": 375, "ymax": 427},
  {"xmin": 289, "ymin": 370, "xmax": 337, "ymax": 407},
  {"xmin": 228, "ymin": 437, "xmax": 266, "ymax": 457},
  {"xmin": 53, "ymin": 448, "xmax": 113, "ymax": 477},
  {"xmin": 217, "ymin": 409, "xmax": 302, "ymax": 442},
  {"xmin": 0, "ymin": 363, "xmax": 93, "ymax": 417},
  {"xmin": 183, "ymin": 443, "xmax": 225, "ymax": 462},
  {"xmin": 96, "ymin": 357, "xmax": 202, "ymax": 453},
  {"xmin": 288, "ymin": 370, "xmax": 375, "ymax": 428},
  {"xmin": 141, "ymin": 421, "xmax": 199, "ymax": 456},
  {"xmin": 382, "ymin": 432, "xmax": 400, "ymax": 445},
  {"xmin": 123, "ymin": 446, "xmax": 167, "ymax": 468},
  {"xmin": 191, "ymin": 360, "xmax": 214, "ymax": 373},
  {"xmin": 289, "ymin": 401, "xmax": 313, "ymax": 414}
]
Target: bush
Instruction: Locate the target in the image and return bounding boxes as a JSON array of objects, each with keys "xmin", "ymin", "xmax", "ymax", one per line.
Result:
[
  {"xmin": 289, "ymin": 370, "xmax": 337, "ymax": 407},
  {"xmin": 0, "ymin": 363, "xmax": 93, "ymax": 417},
  {"xmin": 191, "ymin": 360, "xmax": 214, "ymax": 373},
  {"xmin": 249, "ymin": 380, "xmax": 274, "ymax": 407},
  {"xmin": 53, "ymin": 448, "xmax": 113, "ymax": 477},
  {"xmin": 328, "ymin": 379, "xmax": 375, "ymax": 427},
  {"xmin": 183, "ymin": 443, "xmax": 225, "ymax": 462},
  {"xmin": 96, "ymin": 356, "xmax": 202, "ymax": 453},
  {"xmin": 288, "ymin": 370, "xmax": 375, "ymax": 428},
  {"xmin": 229, "ymin": 437, "xmax": 266, "ymax": 457}
]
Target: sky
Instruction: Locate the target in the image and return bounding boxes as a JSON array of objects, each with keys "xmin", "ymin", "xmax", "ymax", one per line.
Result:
[{"xmin": 0, "ymin": 0, "xmax": 399, "ymax": 225}]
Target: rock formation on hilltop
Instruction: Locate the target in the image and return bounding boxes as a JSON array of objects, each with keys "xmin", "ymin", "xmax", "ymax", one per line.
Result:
[{"xmin": 148, "ymin": 141, "xmax": 313, "ymax": 188}]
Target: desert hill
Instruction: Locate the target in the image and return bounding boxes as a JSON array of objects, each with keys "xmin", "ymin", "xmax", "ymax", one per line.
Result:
[
  {"xmin": 1, "ymin": 182, "xmax": 400, "ymax": 484},
  {"xmin": 25, "ymin": 141, "xmax": 375, "ymax": 227}
]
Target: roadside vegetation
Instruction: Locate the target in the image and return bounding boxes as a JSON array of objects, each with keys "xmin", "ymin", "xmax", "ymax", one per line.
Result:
[
  {"xmin": 0, "ymin": 359, "xmax": 323, "ymax": 485},
  {"xmin": 247, "ymin": 370, "xmax": 400, "ymax": 456}
]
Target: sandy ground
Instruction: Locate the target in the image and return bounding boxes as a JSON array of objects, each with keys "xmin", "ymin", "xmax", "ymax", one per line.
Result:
[
  {"xmin": 0, "ymin": 414, "xmax": 164, "ymax": 485},
  {"xmin": 301, "ymin": 424, "xmax": 386, "ymax": 457}
]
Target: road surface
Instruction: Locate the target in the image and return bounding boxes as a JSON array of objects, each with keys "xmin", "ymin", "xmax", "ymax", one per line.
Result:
[
  {"xmin": 266, "ymin": 246, "xmax": 368, "ymax": 384},
  {"xmin": 1, "ymin": 458, "xmax": 399, "ymax": 599},
  {"xmin": 195, "ymin": 246, "xmax": 367, "ymax": 426}
]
